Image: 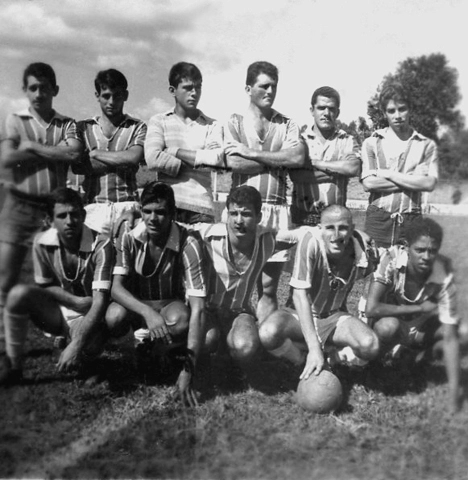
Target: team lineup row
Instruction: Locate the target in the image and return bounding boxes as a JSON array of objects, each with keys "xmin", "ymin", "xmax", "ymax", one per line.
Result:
[{"xmin": 0, "ymin": 61, "xmax": 461, "ymax": 413}]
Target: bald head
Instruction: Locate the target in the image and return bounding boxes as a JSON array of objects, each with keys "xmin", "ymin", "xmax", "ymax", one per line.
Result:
[{"xmin": 320, "ymin": 205, "xmax": 354, "ymax": 225}]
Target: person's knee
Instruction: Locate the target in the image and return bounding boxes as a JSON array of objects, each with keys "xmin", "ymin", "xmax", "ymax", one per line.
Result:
[
  {"xmin": 259, "ymin": 312, "xmax": 287, "ymax": 350},
  {"xmin": 373, "ymin": 317, "xmax": 400, "ymax": 343},
  {"xmin": 228, "ymin": 314, "xmax": 259, "ymax": 362},
  {"xmin": 356, "ymin": 330, "xmax": 380, "ymax": 360},
  {"xmin": 105, "ymin": 303, "xmax": 131, "ymax": 337},
  {"xmin": 203, "ymin": 327, "xmax": 220, "ymax": 354},
  {"xmin": 164, "ymin": 301, "xmax": 190, "ymax": 336},
  {"xmin": 5, "ymin": 284, "xmax": 35, "ymax": 312}
]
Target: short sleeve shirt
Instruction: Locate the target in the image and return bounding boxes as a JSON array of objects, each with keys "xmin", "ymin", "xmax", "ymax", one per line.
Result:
[
  {"xmin": 291, "ymin": 228, "xmax": 377, "ymax": 318},
  {"xmin": 33, "ymin": 225, "xmax": 113, "ymax": 296},
  {"xmin": 113, "ymin": 221, "xmax": 206, "ymax": 301},
  {"xmin": 77, "ymin": 115, "xmax": 146, "ymax": 203},
  {"xmin": 290, "ymin": 126, "xmax": 360, "ymax": 214},
  {"xmin": 361, "ymin": 128, "xmax": 438, "ymax": 213},
  {"xmin": 372, "ymin": 245, "xmax": 459, "ymax": 325},
  {"xmin": 226, "ymin": 110, "xmax": 301, "ymax": 205},
  {"xmin": 1, "ymin": 109, "xmax": 80, "ymax": 196}
]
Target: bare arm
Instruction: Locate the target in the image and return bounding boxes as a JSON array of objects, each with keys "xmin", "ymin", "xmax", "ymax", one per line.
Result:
[
  {"xmin": 443, "ymin": 323, "xmax": 462, "ymax": 413},
  {"xmin": 361, "ymin": 174, "xmax": 401, "ymax": 193},
  {"xmin": 293, "ymin": 288, "xmax": 324, "ymax": 379},
  {"xmin": 225, "ymin": 140, "xmax": 305, "ymax": 169},
  {"xmin": 57, "ymin": 290, "xmax": 109, "ymax": 372},
  {"xmin": 378, "ymin": 169, "xmax": 437, "ymax": 192},
  {"xmin": 314, "ymin": 154, "xmax": 361, "ymax": 177},
  {"xmin": 111, "ymin": 275, "xmax": 171, "ymax": 342},
  {"xmin": 89, "ymin": 144, "xmax": 144, "ymax": 168},
  {"xmin": 43, "ymin": 285, "xmax": 92, "ymax": 314},
  {"xmin": 1, "ymin": 138, "xmax": 82, "ymax": 168},
  {"xmin": 175, "ymin": 295, "xmax": 205, "ymax": 407},
  {"xmin": 365, "ymin": 280, "xmax": 437, "ymax": 319}
]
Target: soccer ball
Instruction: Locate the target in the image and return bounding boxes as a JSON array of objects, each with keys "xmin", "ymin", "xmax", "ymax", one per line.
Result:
[{"xmin": 296, "ymin": 369, "xmax": 343, "ymax": 414}]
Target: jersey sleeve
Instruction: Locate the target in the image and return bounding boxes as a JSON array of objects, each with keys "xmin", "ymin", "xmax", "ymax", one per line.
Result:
[
  {"xmin": 436, "ymin": 272, "xmax": 460, "ymax": 325},
  {"xmin": 32, "ymin": 236, "xmax": 55, "ymax": 286},
  {"xmin": 1, "ymin": 114, "xmax": 21, "ymax": 144},
  {"xmin": 290, "ymin": 230, "xmax": 317, "ymax": 289},
  {"xmin": 113, "ymin": 230, "xmax": 133, "ymax": 276},
  {"xmin": 144, "ymin": 114, "xmax": 182, "ymax": 176},
  {"xmin": 182, "ymin": 233, "xmax": 206, "ymax": 297},
  {"xmin": 130, "ymin": 120, "xmax": 147, "ymax": 149},
  {"xmin": 282, "ymin": 117, "xmax": 301, "ymax": 149},
  {"xmin": 91, "ymin": 236, "xmax": 114, "ymax": 291},
  {"xmin": 360, "ymin": 136, "xmax": 378, "ymax": 180},
  {"xmin": 62, "ymin": 118, "xmax": 80, "ymax": 143},
  {"xmin": 413, "ymin": 139, "xmax": 439, "ymax": 179},
  {"xmin": 372, "ymin": 247, "xmax": 397, "ymax": 286}
]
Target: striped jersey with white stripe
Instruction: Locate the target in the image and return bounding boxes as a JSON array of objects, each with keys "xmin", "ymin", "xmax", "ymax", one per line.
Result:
[
  {"xmin": 2, "ymin": 109, "xmax": 80, "ymax": 196},
  {"xmin": 226, "ymin": 111, "xmax": 301, "ymax": 205}
]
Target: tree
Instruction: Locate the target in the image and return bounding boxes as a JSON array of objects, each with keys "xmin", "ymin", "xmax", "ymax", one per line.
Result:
[
  {"xmin": 438, "ymin": 129, "xmax": 468, "ymax": 180},
  {"xmin": 336, "ymin": 116, "xmax": 371, "ymax": 146},
  {"xmin": 368, "ymin": 53, "xmax": 464, "ymax": 140}
]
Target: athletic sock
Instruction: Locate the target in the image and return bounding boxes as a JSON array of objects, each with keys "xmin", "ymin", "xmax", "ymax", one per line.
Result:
[
  {"xmin": 4, "ymin": 310, "xmax": 29, "ymax": 370},
  {"xmin": 269, "ymin": 338, "xmax": 305, "ymax": 365}
]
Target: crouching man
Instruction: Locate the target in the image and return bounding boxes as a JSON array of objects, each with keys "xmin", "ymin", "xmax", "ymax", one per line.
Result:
[
  {"xmin": 110, "ymin": 182, "xmax": 206, "ymax": 406},
  {"xmin": 259, "ymin": 205, "xmax": 380, "ymax": 379},
  {"xmin": 364, "ymin": 217, "xmax": 462, "ymax": 413},
  {"xmin": 0, "ymin": 187, "xmax": 120, "ymax": 384}
]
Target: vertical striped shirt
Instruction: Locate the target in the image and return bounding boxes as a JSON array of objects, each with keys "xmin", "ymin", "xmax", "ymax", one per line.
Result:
[
  {"xmin": 197, "ymin": 223, "xmax": 277, "ymax": 312},
  {"xmin": 361, "ymin": 128, "xmax": 438, "ymax": 213},
  {"xmin": 290, "ymin": 227, "xmax": 377, "ymax": 318},
  {"xmin": 113, "ymin": 221, "xmax": 206, "ymax": 301},
  {"xmin": 144, "ymin": 110, "xmax": 222, "ymax": 215},
  {"xmin": 74, "ymin": 115, "xmax": 146, "ymax": 203},
  {"xmin": 371, "ymin": 245, "xmax": 459, "ymax": 325},
  {"xmin": 290, "ymin": 126, "xmax": 359, "ymax": 214},
  {"xmin": 2, "ymin": 109, "xmax": 80, "ymax": 196},
  {"xmin": 33, "ymin": 225, "xmax": 113, "ymax": 295},
  {"xmin": 225, "ymin": 110, "xmax": 301, "ymax": 205}
]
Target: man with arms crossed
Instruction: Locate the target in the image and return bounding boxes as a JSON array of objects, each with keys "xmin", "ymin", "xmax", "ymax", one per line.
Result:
[
  {"xmin": 361, "ymin": 82, "xmax": 438, "ymax": 248},
  {"xmin": 289, "ymin": 86, "xmax": 360, "ymax": 226},
  {"xmin": 259, "ymin": 205, "xmax": 380, "ymax": 378},
  {"xmin": 224, "ymin": 61, "xmax": 305, "ymax": 322},
  {"xmin": 144, "ymin": 62, "xmax": 222, "ymax": 225},
  {"xmin": 0, "ymin": 63, "xmax": 82, "ymax": 351},
  {"xmin": 110, "ymin": 182, "xmax": 206, "ymax": 406},
  {"xmin": 71, "ymin": 69, "xmax": 146, "ymax": 236},
  {"xmin": 0, "ymin": 188, "xmax": 119, "ymax": 384},
  {"xmin": 364, "ymin": 217, "xmax": 462, "ymax": 412}
]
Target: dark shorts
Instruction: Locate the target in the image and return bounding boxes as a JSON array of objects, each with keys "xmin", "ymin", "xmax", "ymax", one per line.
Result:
[
  {"xmin": 176, "ymin": 208, "xmax": 214, "ymax": 225},
  {"xmin": 364, "ymin": 205, "xmax": 421, "ymax": 248},
  {"xmin": 206, "ymin": 306, "xmax": 256, "ymax": 338},
  {"xmin": 290, "ymin": 204, "xmax": 321, "ymax": 227},
  {"xmin": 0, "ymin": 190, "xmax": 49, "ymax": 247}
]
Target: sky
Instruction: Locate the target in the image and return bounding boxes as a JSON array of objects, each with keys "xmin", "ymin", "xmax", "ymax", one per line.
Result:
[{"xmin": 0, "ymin": 0, "xmax": 467, "ymax": 128}]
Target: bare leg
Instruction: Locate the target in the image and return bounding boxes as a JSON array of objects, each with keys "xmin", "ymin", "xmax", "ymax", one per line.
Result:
[
  {"xmin": 227, "ymin": 313, "xmax": 260, "ymax": 365},
  {"xmin": 256, "ymin": 262, "xmax": 283, "ymax": 323}
]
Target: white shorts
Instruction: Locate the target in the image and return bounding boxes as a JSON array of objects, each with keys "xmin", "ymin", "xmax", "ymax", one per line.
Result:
[
  {"xmin": 222, "ymin": 202, "xmax": 291, "ymax": 262},
  {"xmin": 85, "ymin": 201, "xmax": 139, "ymax": 236}
]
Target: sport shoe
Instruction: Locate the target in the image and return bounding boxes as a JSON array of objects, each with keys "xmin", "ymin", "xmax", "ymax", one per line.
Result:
[{"xmin": 0, "ymin": 355, "xmax": 23, "ymax": 386}]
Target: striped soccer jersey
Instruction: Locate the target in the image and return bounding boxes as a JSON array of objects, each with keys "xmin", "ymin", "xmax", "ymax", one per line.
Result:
[
  {"xmin": 361, "ymin": 127, "xmax": 438, "ymax": 214},
  {"xmin": 226, "ymin": 110, "xmax": 301, "ymax": 205},
  {"xmin": 291, "ymin": 227, "xmax": 377, "ymax": 318},
  {"xmin": 77, "ymin": 115, "xmax": 146, "ymax": 203},
  {"xmin": 2, "ymin": 109, "xmax": 80, "ymax": 196},
  {"xmin": 113, "ymin": 221, "xmax": 206, "ymax": 301},
  {"xmin": 33, "ymin": 225, "xmax": 113, "ymax": 295}
]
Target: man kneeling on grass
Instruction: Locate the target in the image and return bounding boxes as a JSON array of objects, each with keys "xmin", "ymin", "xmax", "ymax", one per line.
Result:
[
  {"xmin": 259, "ymin": 205, "xmax": 380, "ymax": 380},
  {"xmin": 363, "ymin": 217, "xmax": 463, "ymax": 413},
  {"xmin": 0, "ymin": 187, "xmax": 124, "ymax": 385},
  {"xmin": 110, "ymin": 181, "xmax": 206, "ymax": 407}
]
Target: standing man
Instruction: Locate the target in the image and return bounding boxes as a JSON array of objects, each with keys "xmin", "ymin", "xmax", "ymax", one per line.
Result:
[
  {"xmin": 259, "ymin": 205, "xmax": 380, "ymax": 377},
  {"xmin": 110, "ymin": 182, "xmax": 206, "ymax": 406},
  {"xmin": 72, "ymin": 69, "xmax": 146, "ymax": 236},
  {"xmin": 364, "ymin": 217, "xmax": 462, "ymax": 413},
  {"xmin": 289, "ymin": 86, "xmax": 361, "ymax": 226},
  {"xmin": 0, "ymin": 62, "xmax": 82, "ymax": 350},
  {"xmin": 0, "ymin": 188, "xmax": 118, "ymax": 384},
  {"xmin": 224, "ymin": 61, "xmax": 305, "ymax": 322},
  {"xmin": 144, "ymin": 62, "xmax": 223, "ymax": 225},
  {"xmin": 361, "ymin": 82, "xmax": 438, "ymax": 248}
]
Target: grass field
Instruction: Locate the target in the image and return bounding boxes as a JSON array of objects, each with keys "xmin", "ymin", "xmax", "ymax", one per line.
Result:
[{"xmin": 1, "ymin": 181, "xmax": 468, "ymax": 479}]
